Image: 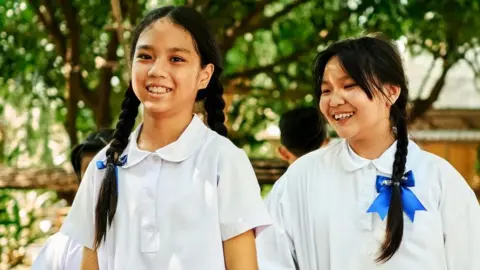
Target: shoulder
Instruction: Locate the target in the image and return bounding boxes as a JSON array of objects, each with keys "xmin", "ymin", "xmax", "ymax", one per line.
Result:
[
  {"xmin": 43, "ymin": 232, "xmax": 72, "ymax": 249},
  {"xmin": 412, "ymin": 145, "xmax": 463, "ymax": 180},
  {"xmin": 286, "ymin": 139, "xmax": 343, "ymax": 177},
  {"xmin": 270, "ymin": 140, "xmax": 343, "ymax": 198},
  {"xmin": 410, "ymin": 142, "xmax": 475, "ymax": 198},
  {"xmin": 205, "ymin": 130, "xmax": 248, "ymax": 160}
]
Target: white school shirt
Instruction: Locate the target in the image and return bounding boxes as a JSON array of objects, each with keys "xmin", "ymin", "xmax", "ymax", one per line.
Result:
[
  {"xmin": 31, "ymin": 232, "xmax": 106, "ymax": 270},
  {"xmin": 31, "ymin": 232, "xmax": 83, "ymax": 270},
  {"xmin": 60, "ymin": 115, "xmax": 271, "ymax": 270},
  {"xmin": 256, "ymin": 139, "xmax": 480, "ymax": 270}
]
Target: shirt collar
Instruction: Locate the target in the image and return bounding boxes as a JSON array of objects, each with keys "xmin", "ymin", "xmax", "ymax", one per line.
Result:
[
  {"xmin": 340, "ymin": 139, "xmax": 420, "ymax": 175},
  {"xmin": 123, "ymin": 114, "xmax": 209, "ymax": 168}
]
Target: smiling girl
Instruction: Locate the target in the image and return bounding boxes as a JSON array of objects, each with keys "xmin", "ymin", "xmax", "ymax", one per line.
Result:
[
  {"xmin": 60, "ymin": 6, "xmax": 271, "ymax": 270},
  {"xmin": 256, "ymin": 35, "xmax": 480, "ymax": 270}
]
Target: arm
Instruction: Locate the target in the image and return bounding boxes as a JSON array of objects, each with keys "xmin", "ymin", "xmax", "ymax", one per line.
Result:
[
  {"xmin": 81, "ymin": 247, "xmax": 99, "ymax": 270},
  {"xmin": 256, "ymin": 179, "xmax": 298, "ymax": 270},
  {"xmin": 440, "ymin": 165, "xmax": 480, "ymax": 269},
  {"xmin": 443, "ymin": 198, "xmax": 480, "ymax": 269},
  {"xmin": 217, "ymin": 146, "xmax": 271, "ymax": 267},
  {"xmin": 223, "ymin": 229, "xmax": 258, "ymax": 270},
  {"xmin": 60, "ymin": 157, "xmax": 103, "ymax": 267}
]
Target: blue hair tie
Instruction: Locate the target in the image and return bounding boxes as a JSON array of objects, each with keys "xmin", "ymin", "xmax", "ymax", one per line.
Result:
[{"xmin": 96, "ymin": 155, "xmax": 128, "ymax": 191}]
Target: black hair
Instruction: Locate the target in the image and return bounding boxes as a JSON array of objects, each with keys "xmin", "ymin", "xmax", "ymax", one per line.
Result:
[
  {"xmin": 93, "ymin": 6, "xmax": 227, "ymax": 249},
  {"xmin": 70, "ymin": 129, "xmax": 114, "ymax": 179},
  {"xmin": 279, "ymin": 107, "xmax": 327, "ymax": 157},
  {"xmin": 313, "ymin": 35, "xmax": 409, "ymax": 263}
]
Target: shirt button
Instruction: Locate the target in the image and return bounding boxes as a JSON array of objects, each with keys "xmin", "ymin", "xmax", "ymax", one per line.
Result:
[
  {"xmin": 152, "ymin": 155, "xmax": 161, "ymax": 162},
  {"xmin": 368, "ymin": 163, "xmax": 374, "ymax": 170},
  {"xmin": 145, "ymin": 189, "xmax": 154, "ymax": 198},
  {"xmin": 144, "ymin": 225, "xmax": 156, "ymax": 233}
]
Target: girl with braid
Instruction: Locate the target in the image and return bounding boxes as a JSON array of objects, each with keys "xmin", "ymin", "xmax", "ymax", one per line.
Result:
[
  {"xmin": 256, "ymin": 35, "xmax": 480, "ymax": 270},
  {"xmin": 61, "ymin": 6, "xmax": 270, "ymax": 270}
]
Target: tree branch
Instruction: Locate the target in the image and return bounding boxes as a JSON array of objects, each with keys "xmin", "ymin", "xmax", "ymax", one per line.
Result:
[
  {"xmin": 28, "ymin": 0, "xmax": 67, "ymax": 56},
  {"xmin": 110, "ymin": 0, "xmax": 130, "ymax": 61},
  {"xmin": 186, "ymin": 0, "xmax": 213, "ymax": 12},
  {"xmin": 223, "ymin": 49, "xmax": 306, "ymax": 82},
  {"xmin": 463, "ymin": 50, "xmax": 480, "ymax": 77},
  {"xmin": 223, "ymin": 5, "xmax": 351, "ymax": 88},
  {"xmin": 416, "ymin": 56, "xmax": 438, "ymax": 99},
  {"xmin": 221, "ymin": 0, "xmax": 308, "ymax": 52},
  {"xmin": 78, "ymin": 78, "xmax": 97, "ymax": 109},
  {"xmin": 226, "ymin": 0, "xmax": 274, "ymax": 33},
  {"xmin": 243, "ymin": 0, "xmax": 308, "ymax": 35},
  {"xmin": 463, "ymin": 54, "xmax": 480, "ymax": 93},
  {"xmin": 58, "ymin": 0, "xmax": 82, "ymax": 146},
  {"xmin": 127, "ymin": 0, "xmax": 140, "ymax": 25},
  {"xmin": 96, "ymin": 32, "xmax": 119, "ymax": 128},
  {"xmin": 409, "ymin": 60, "xmax": 454, "ymax": 123}
]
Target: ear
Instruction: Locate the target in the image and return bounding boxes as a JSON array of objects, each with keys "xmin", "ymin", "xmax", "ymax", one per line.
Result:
[
  {"xmin": 384, "ymin": 84, "xmax": 401, "ymax": 106},
  {"xmin": 197, "ymin": 63, "xmax": 214, "ymax": 90},
  {"xmin": 277, "ymin": 146, "xmax": 295, "ymax": 164}
]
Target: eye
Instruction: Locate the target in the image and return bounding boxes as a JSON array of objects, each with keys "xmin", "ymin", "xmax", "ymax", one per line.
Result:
[
  {"xmin": 170, "ymin": 56, "xmax": 185, "ymax": 62},
  {"xmin": 136, "ymin": 53, "xmax": 152, "ymax": 60},
  {"xmin": 345, "ymin": 83, "xmax": 358, "ymax": 89},
  {"xmin": 321, "ymin": 89, "xmax": 331, "ymax": 95}
]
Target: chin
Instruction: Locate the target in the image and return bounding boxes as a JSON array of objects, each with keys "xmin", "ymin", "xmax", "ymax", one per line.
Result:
[
  {"xmin": 333, "ymin": 127, "xmax": 360, "ymax": 140},
  {"xmin": 142, "ymin": 104, "xmax": 172, "ymax": 115}
]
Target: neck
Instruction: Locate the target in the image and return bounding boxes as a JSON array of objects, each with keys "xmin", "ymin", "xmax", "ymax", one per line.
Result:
[
  {"xmin": 137, "ymin": 110, "xmax": 194, "ymax": 152},
  {"xmin": 348, "ymin": 121, "xmax": 396, "ymax": 160}
]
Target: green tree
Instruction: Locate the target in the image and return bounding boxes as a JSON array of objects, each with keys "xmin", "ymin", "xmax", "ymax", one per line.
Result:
[{"xmin": 1, "ymin": 0, "xmax": 479, "ymax": 165}]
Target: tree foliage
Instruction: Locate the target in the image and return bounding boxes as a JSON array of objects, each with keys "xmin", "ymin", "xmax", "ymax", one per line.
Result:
[{"xmin": 1, "ymin": 0, "xmax": 479, "ymax": 164}]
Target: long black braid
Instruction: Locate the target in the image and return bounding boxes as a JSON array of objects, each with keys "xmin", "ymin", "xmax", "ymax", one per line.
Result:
[
  {"xmin": 202, "ymin": 71, "xmax": 227, "ymax": 137},
  {"xmin": 377, "ymin": 81, "xmax": 409, "ymax": 262},
  {"xmin": 94, "ymin": 84, "xmax": 139, "ymax": 249}
]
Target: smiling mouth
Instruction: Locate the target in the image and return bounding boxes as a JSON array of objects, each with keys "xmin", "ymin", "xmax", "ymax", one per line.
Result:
[
  {"xmin": 147, "ymin": 85, "xmax": 172, "ymax": 94},
  {"xmin": 333, "ymin": 112, "xmax": 354, "ymax": 121}
]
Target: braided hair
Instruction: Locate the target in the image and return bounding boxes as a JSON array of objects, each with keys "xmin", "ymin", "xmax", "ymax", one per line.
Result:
[
  {"xmin": 313, "ymin": 35, "xmax": 410, "ymax": 262},
  {"xmin": 93, "ymin": 6, "xmax": 227, "ymax": 249}
]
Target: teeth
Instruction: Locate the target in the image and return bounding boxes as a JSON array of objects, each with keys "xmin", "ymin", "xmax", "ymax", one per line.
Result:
[
  {"xmin": 333, "ymin": 112, "xmax": 354, "ymax": 120},
  {"xmin": 148, "ymin": 86, "xmax": 172, "ymax": 94}
]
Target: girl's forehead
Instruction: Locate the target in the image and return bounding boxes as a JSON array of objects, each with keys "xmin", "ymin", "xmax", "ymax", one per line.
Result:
[
  {"xmin": 323, "ymin": 57, "xmax": 350, "ymax": 79},
  {"xmin": 137, "ymin": 18, "xmax": 195, "ymax": 49}
]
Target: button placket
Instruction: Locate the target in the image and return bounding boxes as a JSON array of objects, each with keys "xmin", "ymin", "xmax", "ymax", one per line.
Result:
[
  {"xmin": 359, "ymin": 162, "xmax": 377, "ymax": 231},
  {"xmin": 140, "ymin": 154, "xmax": 161, "ymax": 253}
]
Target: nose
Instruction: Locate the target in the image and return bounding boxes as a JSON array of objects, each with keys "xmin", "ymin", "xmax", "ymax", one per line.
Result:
[
  {"xmin": 147, "ymin": 59, "xmax": 168, "ymax": 77},
  {"xmin": 329, "ymin": 89, "xmax": 345, "ymax": 107}
]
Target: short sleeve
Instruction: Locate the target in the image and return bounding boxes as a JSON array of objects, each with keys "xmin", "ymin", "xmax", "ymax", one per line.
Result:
[
  {"xmin": 217, "ymin": 147, "xmax": 271, "ymax": 241},
  {"xmin": 60, "ymin": 160, "xmax": 99, "ymax": 250},
  {"xmin": 256, "ymin": 175, "xmax": 298, "ymax": 270},
  {"xmin": 31, "ymin": 232, "xmax": 83, "ymax": 270},
  {"xmin": 439, "ymin": 162, "xmax": 480, "ymax": 270},
  {"xmin": 31, "ymin": 233, "xmax": 68, "ymax": 270}
]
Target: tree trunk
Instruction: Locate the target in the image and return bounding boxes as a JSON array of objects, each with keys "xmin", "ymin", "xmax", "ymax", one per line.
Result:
[
  {"xmin": 409, "ymin": 61, "xmax": 453, "ymax": 123},
  {"xmin": 95, "ymin": 32, "xmax": 119, "ymax": 129}
]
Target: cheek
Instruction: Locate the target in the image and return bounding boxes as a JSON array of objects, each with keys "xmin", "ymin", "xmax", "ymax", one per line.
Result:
[
  {"xmin": 176, "ymin": 68, "xmax": 201, "ymax": 90},
  {"xmin": 131, "ymin": 63, "xmax": 145, "ymax": 85},
  {"xmin": 319, "ymin": 98, "xmax": 329, "ymax": 117}
]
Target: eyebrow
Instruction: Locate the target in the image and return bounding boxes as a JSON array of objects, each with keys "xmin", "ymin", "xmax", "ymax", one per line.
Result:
[
  {"xmin": 135, "ymin": 44, "xmax": 192, "ymax": 54},
  {"xmin": 321, "ymin": 75, "xmax": 353, "ymax": 84}
]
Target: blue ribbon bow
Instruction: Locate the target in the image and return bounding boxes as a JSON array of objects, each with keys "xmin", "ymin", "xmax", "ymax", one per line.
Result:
[
  {"xmin": 96, "ymin": 155, "xmax": 128, "ymax": 190},
  {"xmin": 367, "ymin": 170, "xmax": 426, "ymax": 222}
]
